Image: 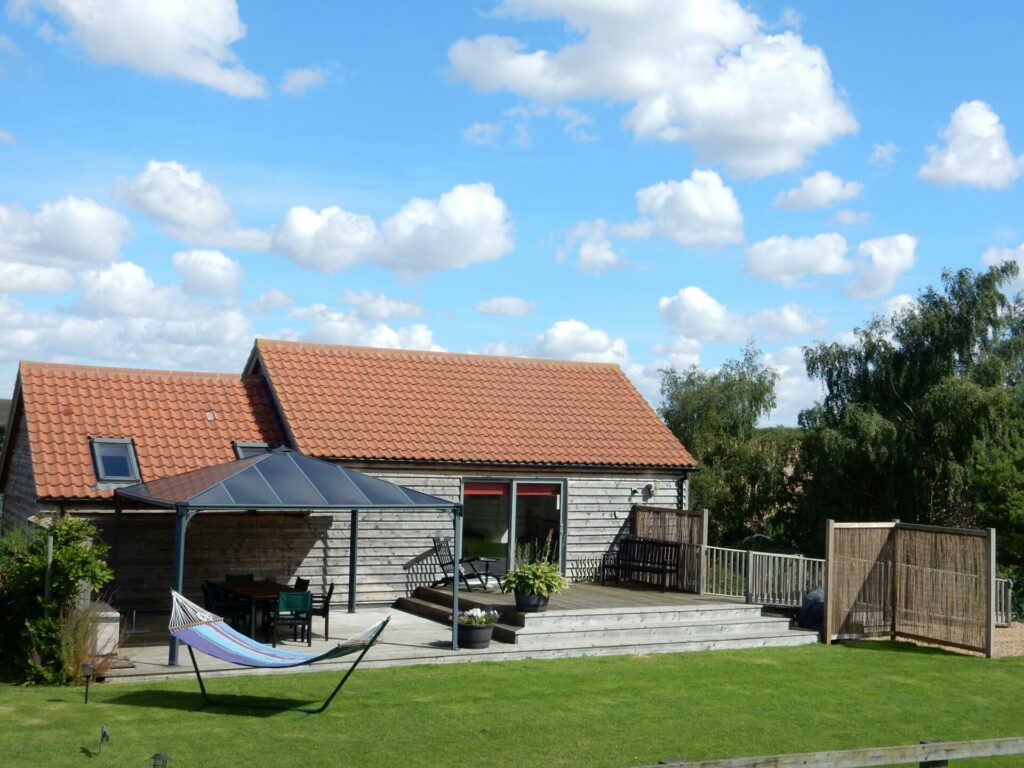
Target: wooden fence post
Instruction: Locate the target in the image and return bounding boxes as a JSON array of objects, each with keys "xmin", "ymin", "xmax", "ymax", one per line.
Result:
[
  {"xmin": 824, "ymin": 519, "xmax": 835, "ymax": 645},
  {"xmin": 987, "ymin": 528, "xmax": 997, "ymax": 659},
  {"xmin": 745, "ymin": 549, "xmax": 753, "ymax": 604},
  {"xmin": 890, "ymin": 525, "xmax": 900, "ymax": 641},
  {"xmin": 699, "ymin": 509, "xmax": 709, "ymax": 595}
]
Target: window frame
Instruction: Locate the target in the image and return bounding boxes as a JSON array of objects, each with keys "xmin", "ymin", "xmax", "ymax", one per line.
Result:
[
  {"xmin": 89, "ymin": 437, "xmax": 142, "ymax": 483},
  {"xmin": 233, "ymin": 441, "xmax": 271, "ymax": 459}
]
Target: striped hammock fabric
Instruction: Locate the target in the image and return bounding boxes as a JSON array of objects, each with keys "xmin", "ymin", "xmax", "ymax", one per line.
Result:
[{"xmin": 169, "ymin": 590, "xmax": 386, "ymax": 669}]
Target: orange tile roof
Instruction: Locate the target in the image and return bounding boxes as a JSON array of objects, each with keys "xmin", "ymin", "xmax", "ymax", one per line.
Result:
[
  {"xmin": 253, "ymin": 339, "xmax": 696, "ymax": 469},
  {"xmin": 17, "ymin": 362, "xmax": 283, "ymax": 500}
]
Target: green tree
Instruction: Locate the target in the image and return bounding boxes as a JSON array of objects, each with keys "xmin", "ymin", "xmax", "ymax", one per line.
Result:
[
  {"xmin": 791, "ymin": 263, "xmax": 1024, "ymax": 556},
  {"xmin": 660, "ymin": 344, "xmax": 797, "ymax": 544},
  {"xmin": 0, "ymin": 516, "xmax": 112, "ymax": 682}
]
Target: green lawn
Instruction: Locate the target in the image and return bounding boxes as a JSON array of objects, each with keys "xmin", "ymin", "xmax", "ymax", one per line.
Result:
[{"xmin": 2, "ymin": 642, "xmax": 1022, "ymax": 767}]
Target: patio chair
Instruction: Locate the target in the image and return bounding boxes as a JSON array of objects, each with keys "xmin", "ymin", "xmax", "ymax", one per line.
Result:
[
  {"xmin": 294, "ymin": 576, "xmax": 310, "ymax": 591},
  {"xmin": 225, "ymin": 572, "xmax": 254, "ymax": 583},
  {"xmin": 201, "ymin": 581, "xmax": 249, "ymax": 630},
  {"xmin": 310, "ymin": 583, "xmax": 335, "ymax": 640},
  {"xmin": 266, "ymin": 590, "xmax": 313, "ymax": 647},
  {"xmin": 431, "ymin": 536, "xmax": 487, "ymax": 592}
]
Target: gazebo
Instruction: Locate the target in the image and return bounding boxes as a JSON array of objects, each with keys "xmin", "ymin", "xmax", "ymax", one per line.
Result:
[{"xmin": 112, "ymin": 448, "xmax": 467, "ymax": 664}]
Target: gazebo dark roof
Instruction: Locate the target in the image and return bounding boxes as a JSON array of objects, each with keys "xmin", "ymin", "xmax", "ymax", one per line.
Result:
[
  {"xmin": 115, "ymin": 447, "xmax": 456, "ymax": 511},
  {"xmin": 112, "ymin": 448, "xmax": 468, "ymax": 664}
]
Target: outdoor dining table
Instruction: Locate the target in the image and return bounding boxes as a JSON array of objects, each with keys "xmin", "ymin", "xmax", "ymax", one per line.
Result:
[{"xmin": 217, "ymin": 580, "xmax": 303, "ymax": 638}]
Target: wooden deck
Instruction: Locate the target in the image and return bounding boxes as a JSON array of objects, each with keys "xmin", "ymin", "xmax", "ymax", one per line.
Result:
[
  {"xmin": 430, "ymin": 581, "xmax": 743, "ymax": 611},
  {"xmin": 104, "ymin": 582, "xmax": 817, "ymax": 682}
]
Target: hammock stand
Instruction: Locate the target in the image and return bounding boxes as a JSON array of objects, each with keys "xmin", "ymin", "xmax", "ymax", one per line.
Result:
[{"xmin": 170, "ymin": 591, "xmax": 389, "ymax": 714}]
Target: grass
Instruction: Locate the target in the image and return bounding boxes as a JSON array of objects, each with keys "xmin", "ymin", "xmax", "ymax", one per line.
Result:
[{"xmin": 1, "ymin": 641, "xmax": 1023, "ymax": 767}]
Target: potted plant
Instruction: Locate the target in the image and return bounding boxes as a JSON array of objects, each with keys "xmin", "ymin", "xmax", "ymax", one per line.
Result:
[
  {"xmin": 500, "ymin": 537, "xmax": 568, "ymax": 613},
  {"xmin": 451, "ymin": 608, "xmax": 500, "ymax": 648}
]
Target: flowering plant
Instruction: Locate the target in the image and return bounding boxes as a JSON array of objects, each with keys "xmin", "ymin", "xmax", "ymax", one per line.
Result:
[{"xmin": 451, "ymin": 607, "xmax": 500, "ymax": 626}]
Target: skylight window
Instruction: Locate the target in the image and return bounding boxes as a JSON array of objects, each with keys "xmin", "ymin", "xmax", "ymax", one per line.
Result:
[
  {"xmin": 233, "ymin": 441, "xmax": 271, "ymax": 459},
  {"xmin": 90, "ymin": 438, "xmax": 141, "ymax": 483}
]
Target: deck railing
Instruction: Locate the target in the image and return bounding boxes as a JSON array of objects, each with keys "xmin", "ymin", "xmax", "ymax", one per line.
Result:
[
  {"xmin": 702, "ymin": 546, "xmax": 825, "ymax": 607},
  {"xmin": 997, "ymin": 577, "xmax": 1013, "ymax": 627},
  {"xmin": 701, "ymin": 546, "xmax": 1013, "ymax": 623}
]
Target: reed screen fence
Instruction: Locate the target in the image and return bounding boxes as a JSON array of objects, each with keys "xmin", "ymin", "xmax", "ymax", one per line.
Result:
[
  {"xmin": 632, "ymin": 505, "xmax": 707, "ymax": 591},
  {"xmin": 825, "ymin": 521, "xmax": 997, "ymax": 656}
]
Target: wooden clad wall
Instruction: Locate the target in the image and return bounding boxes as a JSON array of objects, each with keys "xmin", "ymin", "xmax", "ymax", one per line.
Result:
[
  {"xmin": 1, "ymin": 413, "xmax": 45, "ymax": 530},
  {"xmin": 92, "ymin": 465, "xmax": 687, "ymax": 607}
]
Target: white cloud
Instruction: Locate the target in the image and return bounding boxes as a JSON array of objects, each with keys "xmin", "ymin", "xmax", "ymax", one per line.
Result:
[
  {"xmin": 561, "ymin": 219, "xmax": 626, "ymax": 275},
  {"xmin": 250, "ymin": 289, "xmax": 293, "ymax": 313},
  {"xmin": 0, "ymin": 128, "xmax": 13, "ymax": 144},
  {"xmin": 658, "ymin": 286, "xmax": 823, "ymax": 343},
  {"xmin": 463, "ymin": 122, "xmax": 502, "ymax": 145},
  {"xmin": 651, "ymin": 337, "xmax": 702, "ymax": 370},
  {"xmin": 0, "ymin": 34, "xmax": 15, "ymax": 53},
  {"xmin": 449, "ymin": 0, "xmax": 857, "ymax": 177},
  {"xmin": 116, "ymin": 161, "xmax": 269, "ymax": 250},
  {"xmin": 773, "ymin": 170, "xmax": 862, "ymax": 210},
  {"xmin": 273, "ymin": 205, "xmax": 377, "ymax": 272},
  {"xmin": 340, "ymin": 289, "xmax": 423, "ymax": 321},
  {"xmin": 280, "ymin": 67, "xmax": 326, "ymax": 95},
  {"xmin": 475, "ymin": 296, "xmax": 535, "ymax": 316},
  {"xmin": 12, "ymin": 0, "xmax": 266, "ymax": 97},
  {"xmin": 632, "ymin": 170, "xmax": 743, "ymax": 246},
  {"xmin": 378, "ymin": 183, "xmax": 514, "ymax": 277},
  {"xmin": 763, "ymin": 346, "xmax": 822, "ymax": 426},
  {"xmin": 0, "ymin": 262, "xmax": 74, "ymax": 293},
  {"xmin": 980, "ymin": 243, "xmax": 1024, "ymax": 291},
  {"xmin": 918, "ymin": 101, "xmax": 1023, "ymax": 189},
  {"xmin": 273, "ymin": 182, "xmax": 514, "ymax": 278},
  {"xmin": 533, "ymin": 318, "xmax": 628, "ymax": 364},
  {"xmin": 882, "ymin": 293, "xmax": 915, "ymax": 317},
  {"xmin": 871, "ymin": 142, "xmax": 899, "ymax": 166},
  {"xmin": 845, "ymin": 234, "xmax": 917, "ymax": 298},
  {"xmin": 751, "ymin": 304, "xmax": 825, "ymax": 340},
  {"xmin": 832, "ymin": 209, "xmax": 870, "ymax": 226},
  {"xmin": 658, "ymin": 286, "xmax": 744, "ymax": 342},
  {"xmin": 172, "ymin": 249, "xmax": 243, "ymax": 295},
  {"xmin": 0, "ymin": 195, "xmax": 131, "ymax": 270},
  {"xmin": 292, "ymin": 303, "xmax": 442, "ymax": 351},
  {"xmin": 745, "ymin": 233, "xmax": 851, "ymax": 286},
  {"xmin": 507, "ymin": 103, "xmax": 597, "ymax": 143}
]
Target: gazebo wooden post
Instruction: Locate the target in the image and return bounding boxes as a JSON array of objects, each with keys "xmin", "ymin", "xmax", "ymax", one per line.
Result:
[{"xmin": 452, "ymin": 504, "xmax": 464, "ymax": 651}]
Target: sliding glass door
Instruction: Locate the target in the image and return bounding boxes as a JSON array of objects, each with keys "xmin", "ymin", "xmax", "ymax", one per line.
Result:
[{"xmin": 463, "ymin": 480, "xmax": 565, "ymax": 572}]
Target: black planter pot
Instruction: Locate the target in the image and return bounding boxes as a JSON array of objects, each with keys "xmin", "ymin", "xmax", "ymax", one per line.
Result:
[
  {"xmin": 514, "ymin": 590, "xmax": 549, "ymax": 613},
  {"xmin": 457, "ymin": 622, "xmax": 494, "ymax": 649}
]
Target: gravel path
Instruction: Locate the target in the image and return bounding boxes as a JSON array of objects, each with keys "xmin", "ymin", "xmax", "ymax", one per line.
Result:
[{"xmin": 995, "ymin": 622, "xmax": 1024, "ymax": 657}]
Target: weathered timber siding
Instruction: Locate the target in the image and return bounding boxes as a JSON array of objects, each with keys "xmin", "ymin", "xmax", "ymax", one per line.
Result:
[
  {"xmin": 79, "ymin": 464, "xmax": 687, "ymax": 607},
  {"xmin": 1, "ymin": 412, "xmax": 42, "ymax": 530}
]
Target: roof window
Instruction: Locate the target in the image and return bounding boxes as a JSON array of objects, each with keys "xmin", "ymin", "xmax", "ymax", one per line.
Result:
[
  {"xmin": 233, "ymin": 441, "xmax": 271, "ymax": 459},
  {"xmin": 90, "ymin": 438, "xmax": 141, "ymax": 483}
]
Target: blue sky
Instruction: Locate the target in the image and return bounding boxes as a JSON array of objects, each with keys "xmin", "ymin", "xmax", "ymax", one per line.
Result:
[{"xmin": 1, "ymin": 1, "xmax": 1023, "ymax": 424}]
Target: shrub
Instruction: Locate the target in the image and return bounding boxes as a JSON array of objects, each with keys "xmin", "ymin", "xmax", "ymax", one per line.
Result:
[{"xmin": 0, "ymin": 517, "xmax": 112, "ymax": 683}]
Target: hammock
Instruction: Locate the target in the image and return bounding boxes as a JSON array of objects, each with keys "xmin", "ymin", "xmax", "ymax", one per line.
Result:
[{"xmin": 169, "ymin": 590, "xmax": 389, "ymax": 713}]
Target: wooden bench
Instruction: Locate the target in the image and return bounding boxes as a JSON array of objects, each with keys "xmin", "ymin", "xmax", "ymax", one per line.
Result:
[{"xmin": 601, "ymin": 535, "xmax": 681, "ymax": 591}]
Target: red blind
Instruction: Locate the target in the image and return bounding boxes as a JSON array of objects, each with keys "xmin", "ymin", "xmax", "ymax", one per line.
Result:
[{"xmin": 463, "ymin": 482, "xmax": 510, "ymax": 496}]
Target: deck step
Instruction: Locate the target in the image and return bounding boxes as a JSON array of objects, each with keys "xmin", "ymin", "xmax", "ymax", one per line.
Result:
[
  {"xmin": 393, "ymin": 596, "xmax": 518, "ymax": 643},
  {"xmin": 397, "ymin": 586, "xmax": 817, "ymax": 653},
  {"xmin": 512, "ymin": 616, "xmax": 794, "ymax": 646}
]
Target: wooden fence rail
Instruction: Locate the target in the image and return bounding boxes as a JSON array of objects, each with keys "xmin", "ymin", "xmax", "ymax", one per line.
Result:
[{"xmin": 635, "ymin": 736, "xmax": 1024, "ymax": 768}]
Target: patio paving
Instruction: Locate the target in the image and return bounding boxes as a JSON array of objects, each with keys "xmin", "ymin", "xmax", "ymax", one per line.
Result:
[{"xmin": 106, "ymin": 583, "xmax": 816, "ymax": 683}]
